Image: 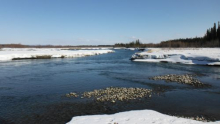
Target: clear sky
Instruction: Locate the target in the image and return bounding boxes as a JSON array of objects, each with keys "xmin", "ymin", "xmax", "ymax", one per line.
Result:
[{"xmin": 0, "ymin": 0, "xmax": 220, "ymax": 45}]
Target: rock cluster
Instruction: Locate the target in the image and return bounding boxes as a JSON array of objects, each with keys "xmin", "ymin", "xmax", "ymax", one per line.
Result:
[
  {"xmin": 66, "ymin": 92, "xmax": 78, "ymax": 97},
  {"xmin": 66, "ymin": 87, "xmax": 152, "ymax": 103},
  {"xmin": 177, "ymin": 116, "xmax": 208, "ymax": 122},
  {"xmin": 82, "ymin": 87, "xmax": 152, "ymax": 103},
  {"xmin": 149, "ymin": 74, "xmax": 206, "ymax": 87},
  {"xmin": 192, "ymin": 116, "xmax": 208, "ymax": 122}
]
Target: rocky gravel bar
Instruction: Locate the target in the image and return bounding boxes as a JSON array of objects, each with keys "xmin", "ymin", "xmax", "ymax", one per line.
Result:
[
  {"xmin": 66, "ymin": 87, "xmax": 152, "ymax": 103},
  {"xmin": 83, "ymin": 87, "xmax": 152, "ymax": 102},
  {"xmin": 149, "ymin": 74, "xmax": 208, "ymax": 87}
]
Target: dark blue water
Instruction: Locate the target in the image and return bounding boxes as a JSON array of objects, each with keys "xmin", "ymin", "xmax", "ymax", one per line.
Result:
[{"xmin": 0, "ymin": 50, "xmax": 220, "ymax": 124}]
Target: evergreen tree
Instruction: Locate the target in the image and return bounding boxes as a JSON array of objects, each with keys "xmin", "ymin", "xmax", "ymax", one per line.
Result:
[
  {"xmin": 217, "ymin": 22, "xmax": 220, "ymax": 39},
  {"xmin": 218, "ymin": 21, "xmax": 220, "ymax": 46},
  {"xmin": 213, "ymin": 23, "xmax": 217, "ymax": 39},
  {"xmin": 205, "ymin": 28, "xmax": 211, "ymax": 41}
]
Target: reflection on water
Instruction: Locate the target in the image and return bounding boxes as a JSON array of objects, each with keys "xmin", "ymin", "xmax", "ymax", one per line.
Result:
[{"xmin": 0, "ymin": 50, "xmax": 220, "ymax": 124}]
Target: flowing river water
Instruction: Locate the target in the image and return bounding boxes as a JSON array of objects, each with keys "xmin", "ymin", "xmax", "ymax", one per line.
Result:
[{"xmin": 0, "ymin": 50, "xmax": 220, "ymax": 124}]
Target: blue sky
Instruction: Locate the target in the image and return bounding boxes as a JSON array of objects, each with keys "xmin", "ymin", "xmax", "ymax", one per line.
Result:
[{"xmin": 0, "ymin": 0, "xmax": 220, "ymax": 45}]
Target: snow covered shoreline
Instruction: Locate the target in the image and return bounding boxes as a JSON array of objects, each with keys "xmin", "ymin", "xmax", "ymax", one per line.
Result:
[
  {"xmin": 0, "ymin": 48, "xmax": 114, "ymax": 61},
  {"xmin": 131, "ymin": 48, "xmax": 220, "ymax": 66},
  {"xmin": 67, "ymin": 109, "xmax": 219, "ymax": 124}
]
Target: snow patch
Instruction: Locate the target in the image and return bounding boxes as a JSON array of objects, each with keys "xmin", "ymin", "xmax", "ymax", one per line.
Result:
[
  {"xmin": 131, "ymin": 48, "xmax": 220, "ymax": 65},
  {"xmin": 67, "ymin": 109, "xmax": 219, "ymax": 124},
  {"xmin": 0, "ymin": 48, "xmax": 114, "ymax": 61}
]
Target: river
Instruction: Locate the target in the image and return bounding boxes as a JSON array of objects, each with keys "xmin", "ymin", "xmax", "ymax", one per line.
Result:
[{"xmin": 0, "ymin": 50, "xmax": 220, "ymax": 124}]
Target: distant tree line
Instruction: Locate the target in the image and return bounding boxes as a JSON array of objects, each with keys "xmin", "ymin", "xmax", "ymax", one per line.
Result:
[
  {"xmin": 115, "ymin": 21, "xmax": 220, "ymax": 48},
  {"xmin": 115, "ymin": 39, "xmax": 142, "ymax": 48}
]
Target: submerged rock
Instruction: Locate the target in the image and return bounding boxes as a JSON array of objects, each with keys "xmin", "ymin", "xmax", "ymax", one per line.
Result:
[{"xmin": 66, "ymin": 92, "xmax": 79, "ymax": 97}]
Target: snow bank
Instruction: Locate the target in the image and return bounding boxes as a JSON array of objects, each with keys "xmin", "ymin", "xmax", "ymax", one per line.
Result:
[
  {"xmin": 131, "ymin": 48, "xmax": 220, "ymax": 65},
  {"xmin": 126, "ymin": 48, "xmax": 136, "ymax": 50},
  {"xmin": 0, "ymin": 48, "xmax": 114, "ymax": 61},
  {"xmin": 80, "ymin": 47, "xmax": 113, "ymax": 50},
  {"xmin": 113, "ymin": 47, "xmax": 126, "ymax": 49},
  {"xmin": 67, "ymin": 109, "xmax": 219, "ymax": 124}
]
